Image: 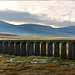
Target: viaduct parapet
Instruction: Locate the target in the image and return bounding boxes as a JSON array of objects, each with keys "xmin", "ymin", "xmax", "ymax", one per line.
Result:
[{"xmin": 0, "ymin": 40, "xmax": 75, "ymax": 60}]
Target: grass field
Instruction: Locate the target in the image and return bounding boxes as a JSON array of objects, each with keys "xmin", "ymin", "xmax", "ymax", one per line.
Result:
[
  {"xmin": 0, "ymin": 36, "xmax": 75, "ymax": 40},
  {"xmin": 0, "ymin": 54, "xmax": 75, "ymax": 75}
]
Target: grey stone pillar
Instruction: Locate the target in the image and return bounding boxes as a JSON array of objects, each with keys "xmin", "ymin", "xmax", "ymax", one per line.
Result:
[
  {"xmin": 39, "ymin": 43, "xmax": 41, "ymax": 56},
  {"xmin": 33, "ymin": 43, "xmax": 35, "ymax": 56},
  {"xmin": 54, "ymin": 42, "xmax": 59, "ymax": 57},
  {"xmin": 35, "ymin": 42, "xmax": 40, "ymax": 56},
  {"xmin": 26, "ymin": 42, "xmax": 28, "ymax": 56},
  {"xmin": 41, "ymin": 42, "xmax": 46, "ymax": 56},
  {"xmin": 61, "ymin": 42, "xmax": 67, "ymax": 59},
  {"xmin": 48, "ymin": 42, "xmax": 53, "ymax": 56}
]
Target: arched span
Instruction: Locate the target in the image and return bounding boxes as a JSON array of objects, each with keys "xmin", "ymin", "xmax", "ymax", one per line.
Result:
[
  {"xmin": 4, "ymin": 41, "xmax": 8, "ymax": 54},
  {"xmin": 28, "ymin": 42, "xmax": 34, "ymax": 56},
  {"xmin": 41, "ymin": 42, "xmax": 46, "ymax": 56},
  {"xmin": 35, "ymin": 42, "xmax": 40, "ymax": 56},
  {"xmin": 54, "ymin": 42, "xmax": 60, "ymax": 57},
  {"xmin": 9, "ymin": 42, "xmax": 14, "ymax": 55},
  {"xmin": 71, "ymin": 42, "xmax": 75, "ymax": 60},
  {"xmin": 48, "ymin": 42, "xmax": 53, "ymax": 56},
  {"xmin": 21, "ymin": 42, "xmax": 26, "ymax": 56},
  {"xmin": 15, "ymin": 42, "xmax": 20, "ymax": 56},
  {"xmin": 61, "ymin": 42, "xmax": 67, "ymax": 59},
  {"xmin": 0, "ymin": 41, "xmax": 2, "ymax": 53}
]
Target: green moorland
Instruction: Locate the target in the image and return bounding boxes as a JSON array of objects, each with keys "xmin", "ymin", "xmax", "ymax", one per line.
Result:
[
  {"xmin": 0, "ymin": 53, "xmax": 75, "ymax": 63},
  {"xmin": 0, "ymin": 54, "xmax": 75, "ymax": 75}
]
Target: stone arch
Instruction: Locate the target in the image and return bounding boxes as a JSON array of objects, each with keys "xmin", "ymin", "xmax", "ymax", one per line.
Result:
[
  {"xmin": 61, "ymin": 42, "xmax": 67, "ymax": 59},
  {"xmin": 9, "ymin": 42, "xmax": 14, "ymax": 55},
  {"xmin": 4, "ymin": 41, "xmax": 9, "ymax": 54},
  {"xmin": 71, "ymin": 42, "xmax": 75, "ymax": 60},
  {"xmin": 0, "ymin": 41, "xmax": 2, "ymax": 53},
  {"xmin": 28, "ymin": 42, "xmax": 34, "ymax": 56},
  {"xmin": 15, "ymin": 42, "xmax": 20, "ymax": 56},
  {"xmin": 41, "ymin": 42, "xmax": 46, "ymax": 56},
  {"xmin": 54, "ymin": 42, "xmax": 60, "ymax": 57},
  {"xmin": 35, "ymin": 42, "xmax": 40, "ymax": 56},
  {"xmin": 21, "ymin": 42, "xmax": 26, "ymax": 56},
  {"xmin": 48, "ymin": 42, "xmax": 53, "ymax": 56}
]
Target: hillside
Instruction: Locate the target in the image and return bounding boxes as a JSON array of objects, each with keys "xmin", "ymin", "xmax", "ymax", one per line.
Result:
[{"xmin": 0, "ymin": 21, "xmax": 75, "ymax": 37}]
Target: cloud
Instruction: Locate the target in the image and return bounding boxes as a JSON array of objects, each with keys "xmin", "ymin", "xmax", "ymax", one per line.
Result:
[
  {"xmin": 0, "ymin": 1, "xmax": 75, "ymax": 27},
  {"xmin": 0, "ymin": 10, "xmax": 75, "ymax": 28}
]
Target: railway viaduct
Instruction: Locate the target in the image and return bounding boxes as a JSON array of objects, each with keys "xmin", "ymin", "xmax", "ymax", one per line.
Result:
[{"xmin": 0, "ymin": 40, "xmax": 75, "ymax": 60}]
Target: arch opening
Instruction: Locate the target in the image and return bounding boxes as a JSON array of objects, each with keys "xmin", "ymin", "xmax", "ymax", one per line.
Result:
[
  {"xmin": 21, "ymin": 42, "xmax": 26, "ymax": 56},
  {"xmin": 35, "ymin": 42, "xmax": 40, "ymax": 56},
  {"xmin": 9, "ymin": 42, "xmax": 14, "ymax": 55},
  {"xmin": 4, "ymin": 42, "xmax": 8, "ymax": 54},
  {"xmin": 48, "ymin": 42, "xmax": 53, "ymax": 56},
  {"xmin": 28, "ymin": 42, "xmax": 34, "ymax": 56},
  {"xmin": 0, "ymin": 42, "xmax": 2, "ymax": 53},
  {"xmin": 61, "ymin": 42, "xmax": 67, "ymax": 59},
  {"xmin": 54, "ymin": 42, "xmax": 60, "ymax": 57},
  {"xmin": 71, "ymin": 42, "xmax": 75, "ymax": 60},
  {"xmin": 41, "ymin": 42, "xmax": 46, "ymax": 56},
  {"xmin": 15, "ymin": 42, "xmax": 20, "ymax": 56}
]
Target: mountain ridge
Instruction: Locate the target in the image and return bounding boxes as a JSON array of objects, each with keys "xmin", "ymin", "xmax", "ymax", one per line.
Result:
[{"xmin": 0, "ymin": 20, "xmax": 75, "ymax": 37}]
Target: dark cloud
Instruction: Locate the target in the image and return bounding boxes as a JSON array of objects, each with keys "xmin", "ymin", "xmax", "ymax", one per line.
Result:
[
  {"xmin": 0, "ymin": 10, "xmax": 40, "ymax": 22},
  {"xmin": 0, "ymin": 10, "xmax": 75, "ymax": 28},
  {"xmin": 0, "ymin": 10, "xmax": 56, "ymax": 25}
]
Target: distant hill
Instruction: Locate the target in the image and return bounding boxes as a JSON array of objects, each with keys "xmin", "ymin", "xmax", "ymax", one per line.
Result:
[
  {"xmin": 0, "ymin": 21, "xmax": 75, "ymax": 37},
  {"xmin": 0, "ymin": 32, "xmax": 18, "ymax": 36}
]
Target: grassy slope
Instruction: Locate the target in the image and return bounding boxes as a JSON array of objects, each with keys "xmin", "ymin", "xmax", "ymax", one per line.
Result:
[
  {"xmin": 0, "ymin": 36, "xmax": 75, "ymax": 40},
  {"xmin": 0, "ymin": 53, "xmax": 75, "ymax": 63}
]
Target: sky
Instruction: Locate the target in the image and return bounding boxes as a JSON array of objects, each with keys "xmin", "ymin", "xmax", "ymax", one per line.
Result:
[{"xmin": 0, "ymin": 0, "xmax": 75, "ymax": 28}]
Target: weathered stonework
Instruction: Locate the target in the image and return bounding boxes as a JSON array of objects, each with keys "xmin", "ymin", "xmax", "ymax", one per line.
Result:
[{"xmin": 0, "ymin": 40, "xmax": 75, "ymax": 60}]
